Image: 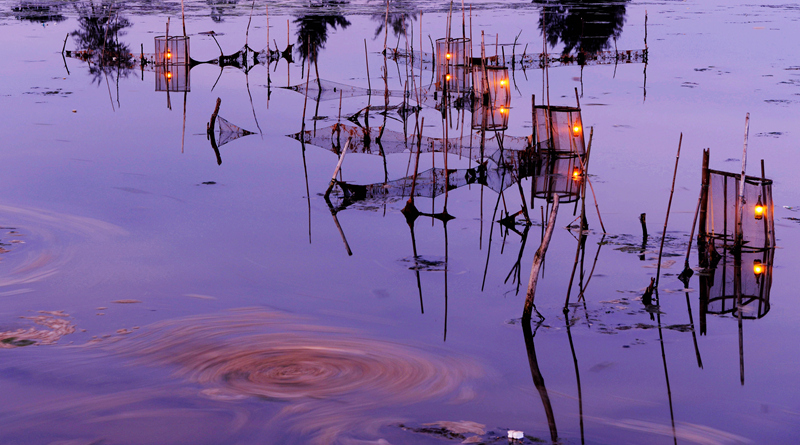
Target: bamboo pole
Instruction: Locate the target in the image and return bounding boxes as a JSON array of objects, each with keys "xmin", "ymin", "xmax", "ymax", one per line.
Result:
[
  {"xmin": 324, "ymin": 137, "xmax": 353, "ymax": 199},
  {"xmin": 735, "ymin": 113, "xmax": 750, "ymax": 250},
  {"xmin": 523, "ymin": 194, "xmax": 560, "ymax": 321},
  {"xmin": 655, "ymin": 133, "xmax": 683, "ymax": 288}
]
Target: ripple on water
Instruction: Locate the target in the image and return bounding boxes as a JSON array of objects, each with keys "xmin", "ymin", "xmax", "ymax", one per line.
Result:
[{"xmin": 0, "ymin": 203, "xmax": 126, "ymax": 287}]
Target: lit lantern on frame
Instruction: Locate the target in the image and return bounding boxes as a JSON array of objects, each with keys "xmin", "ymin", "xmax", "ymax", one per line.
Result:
[
  {"xmin": 532, "ymin": 105, "xmax": 585, "ymax": 155},
  {"xmin": 154, "ymin": 35, "xmax": 191, "ymax": 92},
  {"xmin": 436, "ymin": 37, "xmax": 472, "ymax": 93},
  {"xmin": 155, "ymin": 35, "xmax": 190, "ymax": 65},
  {"xmin": 699, "ymin": 167, "xmax": 774, "ymax": 250},
  {"xmin": 471, "ymin": 66, "xmax": 510, "ymax": 131}
]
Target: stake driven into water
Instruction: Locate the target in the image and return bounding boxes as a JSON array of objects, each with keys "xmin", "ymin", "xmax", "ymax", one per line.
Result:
[{"xmin": 655, "ymin": 133, "xmax": 682, "ymax": 289}]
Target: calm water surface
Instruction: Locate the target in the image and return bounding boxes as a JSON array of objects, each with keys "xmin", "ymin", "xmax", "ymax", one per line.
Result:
[{"xmin": 1, "ymin": 1, "xmax": 799, "ymax": 444}]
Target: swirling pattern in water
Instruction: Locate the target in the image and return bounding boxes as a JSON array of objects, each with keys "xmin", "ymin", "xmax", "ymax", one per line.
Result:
[
  {"xmin": 108, "ymin": 309, "xmax": 482, "ymax": 443},
  {"xmin": 113, "ymin": 309, "xmax": 480, "ymax": 402}
]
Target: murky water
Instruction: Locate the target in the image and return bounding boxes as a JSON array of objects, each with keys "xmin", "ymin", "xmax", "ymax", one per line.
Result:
[{"xmin": 1, "ymin": 1, "xmax": 799, "ymax": 444}]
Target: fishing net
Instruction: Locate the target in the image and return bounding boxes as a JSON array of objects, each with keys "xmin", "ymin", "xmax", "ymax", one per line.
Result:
[
  {"xmin": 290, "ymin": 123, "xmax": 530, "ymax": 161},
  {"xmin": 532, "ymin": 105, "xmax": 585, "ymax": 155},
  {"xmin": 703, "ymin": 169, "xmax": 774, "ymax": 250},
  {"xmin": 336, "ymin": 163, "xmax": 518, "ymax": 205},
  {"xmin": 216, "ymin": 116, "xmax": 254, "ymax": 147}
]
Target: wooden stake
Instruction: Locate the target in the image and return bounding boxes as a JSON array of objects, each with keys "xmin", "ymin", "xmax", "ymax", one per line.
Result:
[
  {"xmin": 656, "ymin": 133, "xmax": 683, "ymax": 288},
  {"xmin": 523, "ymin": 194, "xmax": 560, "ymax": 321}
]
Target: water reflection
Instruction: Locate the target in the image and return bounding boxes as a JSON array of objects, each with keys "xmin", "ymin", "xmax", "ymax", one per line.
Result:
[
  {"xmin": 371, "ymin": 0, "xmax": 419, "ymax": 39},
  {"xmin": 12, "ymin": 1, "xmax": 65, "ymax": 23},
  {"xmin": 68, "ymin": 2, "xmax": 135, "ymax": 84},
  {"xmin": 294, "ymin": 5, "xmax": 351, "ymax": 63},
  {"xmin": 534, "ymin": 0, "xmax": 630, "ymax": 55}
]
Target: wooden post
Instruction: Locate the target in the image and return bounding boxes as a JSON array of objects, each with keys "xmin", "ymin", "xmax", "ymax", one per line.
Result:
[
  {"xmin": 523, "ymin": 194, "xmax": 560, "ymax": 321},
  {"xmin": 697, "ymin": 149, "xmax": 711, "ymax": 257}
]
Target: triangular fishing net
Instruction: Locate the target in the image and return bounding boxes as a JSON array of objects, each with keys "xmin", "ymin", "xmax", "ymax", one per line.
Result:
[{"xmin": 216, "ymin": 116, "xmax": 254, "ymax": 147}]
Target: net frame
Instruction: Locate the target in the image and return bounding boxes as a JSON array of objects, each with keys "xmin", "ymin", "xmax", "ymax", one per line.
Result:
[
  {"xmin": 472, "ymin": 66, "xmax": 511, "ymax": 131},
  {"xmin": 155, "ymin": 35, "xmax": 190, "ymax": 65},
  {"xmin": 703, "ymin": 169, "xmax": 775, "ymax": 251},
  {"xmin": 532, "ymin": 105, "xmax": 585, "ymax": 155},
  {"xmin": 436, "ymin": 38, "xmax": 472, "ymax": 93}
]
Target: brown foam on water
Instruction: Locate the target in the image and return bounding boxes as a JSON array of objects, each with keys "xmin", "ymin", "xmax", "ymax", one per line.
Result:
[
  {"xmin": 108, "ymin": 308, "xmax": 483, "ymax": 443},
  {"xmin": 0, "ymin": 311, "xmax": 75, "ymax": 348}
]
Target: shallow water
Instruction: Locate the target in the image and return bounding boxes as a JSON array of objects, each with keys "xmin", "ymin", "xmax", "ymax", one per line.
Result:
[{"xmin": 1, "ymin": 1, "xmax": 799, "ymax": 444}]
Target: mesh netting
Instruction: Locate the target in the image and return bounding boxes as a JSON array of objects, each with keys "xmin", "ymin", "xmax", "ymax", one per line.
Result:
[
  {"xmin": 704, "ymin": 169, "xmax": 774, "ymax": 250},
  {"xmin": 290, "ymin": 123, "xmax": 530, "ymax": 161},
  {"xmin": 700, "ymin": 246, "xmax": 773, "ymax": 319},
  {"xmin": 336, "ymin": 163, "xmax": 517, "ymax": 204},
  {"xmin": 436, "ymin": 38, "xmax": 472, "ymax": 93},
  {"xmin": 286, "ymin": 79, "xmax": 417, "ymax": 102},
  {"xmin": 155, "ymin": 35, "xmax": 189, "ymax": 65},
  {"xmin": 217, "ymin": 116, "xmax": 254, "ymax": 147},
  {"xmin": 532, "ymin": 106, "xmax": 585, "ymax": 155}
]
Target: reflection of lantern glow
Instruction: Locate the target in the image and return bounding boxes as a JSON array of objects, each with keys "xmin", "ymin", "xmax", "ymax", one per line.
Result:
[
  {"xmin": 572, "ymin": 167, "xmax": 582, "ymax": 180},
  {"xmin": 446, "ymin": 53, "xmax": 452, "ymax": 60},
  {"xmin": 755, "ymin": 196, "xmax": 764, "ymax": 220},
  {"xmin": 166, "ymin": 71, "xmax": 173, "ymax": 80},
  {"xmin": 446, "ymin": 74, "xmax": 451, "ymax": 81},
  {"xmin": 753, "ymin": 260, "xmax": 764, "ymax": 276},
  {"xmin": 572, "ymin": 124, "xmax": 582, "ymax": 136}
]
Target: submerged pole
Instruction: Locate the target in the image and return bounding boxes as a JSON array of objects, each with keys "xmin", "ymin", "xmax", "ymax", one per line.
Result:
[{"xmin": 523, "ymin": 194, "xmax": 560, "ymax": 321}]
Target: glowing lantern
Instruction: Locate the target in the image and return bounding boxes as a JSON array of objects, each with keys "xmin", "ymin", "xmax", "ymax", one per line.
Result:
[
  {"xmin": 499, "ymin": 107, "xmax": 507, "ymax": 114},
  {"xmin": 446, "ymin": 53, "xmax": 452, "ymax": 60},
  {"xmin": 446, "ymin": 74, "xmax": 451, "ymax": 81},
  {"xmin": 753, "ymin": 259, "xmax": 764, "ymax": 276},
  {"xmin": 572, "ymin": 167, "xmax": 582, "ymax": 180},
  {"xmin": 166, "ymin": 50, "xmax": 172, "ymax": 60},
  {"xmin": 572, "ymin": 124, "xmax": 582, "ymax": 136},
  {"xmin": 166, "ymin": 71, "xmax": 173, "ymax": 80},
  {"xmin": 754, "ymin": 196, "xmax": 764, "ymax": 220}
]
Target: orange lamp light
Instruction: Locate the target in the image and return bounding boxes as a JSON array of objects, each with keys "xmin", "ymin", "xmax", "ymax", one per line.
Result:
[
  {"xmin": 754, "ymin": 196, "xmax": 764, "ymax": 220},
  {"xmin": 445, "ymin": 74, "xmax": 451, "ymax": 81},
  {"xmin": 166, "ymin": 51, "xmax": 172, "ymax": 60},
  {"xmin": 166, "ymin": 71, "xmax": 173, "ymax": 79},
  {"xmin": 572, "ymin": 124, "xmax": 582, "ymax": 136},
  {"xmin": 753, "ymin": 260, "xmax": 764, "ymax": 276},
  {"xmin": 446, "ymin": 53, "xmax": 452, "ymax": 60},
  {"xmin": 572, "ymin": 167, "xmax": 582, "ymax": 180}
]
